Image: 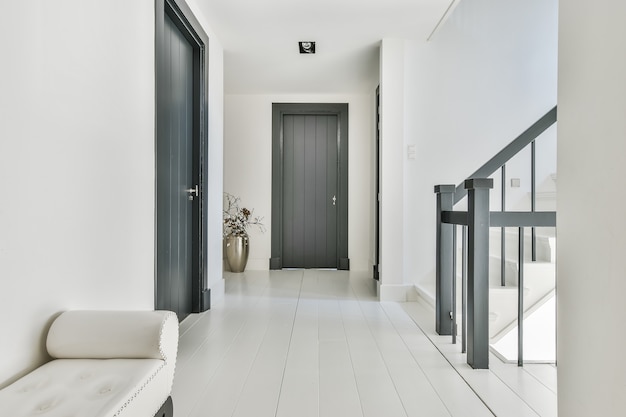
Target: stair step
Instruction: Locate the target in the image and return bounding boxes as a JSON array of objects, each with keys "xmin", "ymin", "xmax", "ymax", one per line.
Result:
[
  {"xmin": 487, "ymin": 268, "xmax": 555, "ymax": 342},
  {"xmin": 487, "ymin": 257, "xmax": 555, "ymax": 287},
  {"xmin": 487, "ymin": 229, "xmax": 555, "ymax": 262},
  {"xmin": 490, "ymin": 293, "xmax": 556, "ymax": 363}
]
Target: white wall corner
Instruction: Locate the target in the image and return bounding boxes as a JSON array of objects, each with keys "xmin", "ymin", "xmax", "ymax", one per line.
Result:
[
  {"xmin": 406, "ymin": 285, "xmax": 420, "ymax": 302},
  {"xmin": 414, "ymin": 284, "xmax": 436, "ymax": 309}
]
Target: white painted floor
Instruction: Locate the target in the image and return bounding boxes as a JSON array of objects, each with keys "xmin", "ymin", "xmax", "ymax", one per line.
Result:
[{"xmin": 172, "ymin": 270, "xmax": 557, "ymax": 417}]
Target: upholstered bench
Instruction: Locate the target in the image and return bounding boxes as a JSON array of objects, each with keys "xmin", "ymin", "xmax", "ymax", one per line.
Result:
[{"xmin": 0, "ymin": 310, "xmax": 178, "ymax": 417}]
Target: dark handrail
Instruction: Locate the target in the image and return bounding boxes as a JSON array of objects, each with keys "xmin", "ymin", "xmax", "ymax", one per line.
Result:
[
  {"xmin": 441, "ymin": 211, "xmax": 556, "ymax": 227},
  {"xmin": 454, "ymin": 106, "xmax": 557, "ymax": 204}
]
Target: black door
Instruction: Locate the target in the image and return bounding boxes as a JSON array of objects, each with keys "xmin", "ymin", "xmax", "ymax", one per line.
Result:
[
  {"xmin": 282, "ymin": 114, "xmax": 338, "ymax": 268},
  {"xmin": 271, "ymin": 103, "xmax": 349, "ymax": 271},
  {"xmin": 155, "ymin": 11, "xmax": 196, "ymax": 320}
]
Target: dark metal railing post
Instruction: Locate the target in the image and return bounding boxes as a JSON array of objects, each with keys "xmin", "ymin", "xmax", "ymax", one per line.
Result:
[
  {"xmin": 465, "ymin": 178, "xmax": 493, "ymax": 369},
  {"xmin": 462, "ymin": 226, "xmax": 468, "ymax": 354},
  {"xmin": 452, "ymin": 226, "xmax": 457, "ymax": 344},
  {"xmin": 518, "ymin": 227, "xmax": 525, "ymax": 366},
  {"xmin": 501, "ymin": 164, "xmax": 506, "ymax": 286},
  {"xmin": 435, "ymin": 185, "xmax": 456, "ymax": 336},
  {"xmin": 531, "ymin": 141, "xmax": 537, "ymax": 262}
]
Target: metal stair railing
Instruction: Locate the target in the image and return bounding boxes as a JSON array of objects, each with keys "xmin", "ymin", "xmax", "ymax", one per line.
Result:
[{"xmin": 434, "ymin": 106, "xmax": 557, "ymax": 369}]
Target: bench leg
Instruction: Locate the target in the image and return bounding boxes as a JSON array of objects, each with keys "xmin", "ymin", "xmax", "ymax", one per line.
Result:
[{"xmin": 155, "ymin": 396, "xmax": 173, "ymax": 417}]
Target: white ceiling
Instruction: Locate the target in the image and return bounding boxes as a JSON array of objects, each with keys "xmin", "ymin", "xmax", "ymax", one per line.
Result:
[{"xmin": 197, "ymin": 0, "xmax": 457, "ymax": 94}]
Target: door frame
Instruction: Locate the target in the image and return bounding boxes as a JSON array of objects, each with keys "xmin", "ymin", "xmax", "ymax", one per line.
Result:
[
  {"xmin": 270, "ymin": 103, "xmax": 349, "ymax": 270},
  {"xmin": 374, "ymin": 87, "xmax": 381, "ymax": 280},
  {"xmin": 155, "ymin": 0, "xmax": 210, "ymax": 313}
]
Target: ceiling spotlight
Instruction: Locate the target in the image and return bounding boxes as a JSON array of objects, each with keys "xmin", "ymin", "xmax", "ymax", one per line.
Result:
[{"xmin": 299, "ymin": 41, "xmax": 316, "ymax": 54}]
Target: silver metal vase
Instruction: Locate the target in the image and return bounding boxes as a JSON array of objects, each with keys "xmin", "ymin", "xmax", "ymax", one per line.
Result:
[{"xmin": 225, "ymin": 235, "xmax": 249, "ymax": 272}]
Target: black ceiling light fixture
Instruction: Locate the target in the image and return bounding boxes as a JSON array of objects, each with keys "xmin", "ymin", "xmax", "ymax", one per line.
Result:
[{"xmin": 299, "ymin": 41, "xmax": 316, "ymax": 54}]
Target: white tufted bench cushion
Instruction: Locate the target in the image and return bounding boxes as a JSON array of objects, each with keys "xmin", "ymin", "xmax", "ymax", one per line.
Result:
[{"xmin": 0, "ymin": 310, "xmax": 178, "ymax": 417}]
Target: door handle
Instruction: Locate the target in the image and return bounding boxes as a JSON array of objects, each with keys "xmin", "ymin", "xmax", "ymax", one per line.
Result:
[
  {"xmin": 186, "ymin": 185, "xmax": 198, "ymax": 200},
  {"xmin": 332, "ymin": 195, "xmax": 336, "ymax": 206}
]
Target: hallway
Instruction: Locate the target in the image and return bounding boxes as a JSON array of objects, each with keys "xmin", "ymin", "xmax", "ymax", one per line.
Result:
[{"xmin": 171, "ymin": 270, "xmax": 556, "ymax": 417}]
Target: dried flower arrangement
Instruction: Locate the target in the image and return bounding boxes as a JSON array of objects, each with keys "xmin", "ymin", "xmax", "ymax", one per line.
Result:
[{"xmin": 223, "ymin": 193, "xmax": 265, "ymax": 237}]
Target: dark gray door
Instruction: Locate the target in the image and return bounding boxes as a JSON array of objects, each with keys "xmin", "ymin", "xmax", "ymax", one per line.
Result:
[
  {"xmin": 155, "ymin": 12, "xmax": 195, "ymax": 320},
  {"xmin": 282, "ymin": 114, "xmax": 338, "ymax": 268}
]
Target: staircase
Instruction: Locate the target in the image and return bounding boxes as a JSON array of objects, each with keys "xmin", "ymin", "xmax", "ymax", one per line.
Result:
[{"xmin": 433, "ymin": 106, "xmax": 557, "ymax": 369}]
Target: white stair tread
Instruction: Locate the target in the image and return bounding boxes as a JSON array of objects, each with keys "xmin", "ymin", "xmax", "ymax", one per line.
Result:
[{"xmin": 490, "ymin": 295, "xmax": 556, "ymax": 363}]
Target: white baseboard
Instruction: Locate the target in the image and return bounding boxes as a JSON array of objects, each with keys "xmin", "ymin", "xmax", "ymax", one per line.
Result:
[
  {"xmin": 414, "ymin": 284, "xmax": 436, "ymax": 309},
  {"xmin": 244, "ymin": 259, "xmax": 269, "ymax": 271},
  {"xmin": 377, "ymin": 283, "xmax": 416, "ymax": 302},
  {"xmin": 208, "ymin": 278, "xmax": 225, "ymax": 305}
]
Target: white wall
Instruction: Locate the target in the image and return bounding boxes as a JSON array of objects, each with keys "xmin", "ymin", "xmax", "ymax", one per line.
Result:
[
  {"xmin": 397, "ymin": 0, "xmax": 558, "ymax": 294},
  {"xmin": 187, "ymin": 0, "xmax": 226, "ymax": 303},
  {"xmin": 224, "ymin": 94, "xmax": 374, "ymax": 272},
  {"xmin": 557, "ymin": 1, "xmax": 626, "ymax": 415},
  {"xmin": 0, "ymin": 0, "xmax": 225, "ymax": 387},
  {"xmin": 378, "ymin": 39, "xmax": 411, "ymax": 300}
]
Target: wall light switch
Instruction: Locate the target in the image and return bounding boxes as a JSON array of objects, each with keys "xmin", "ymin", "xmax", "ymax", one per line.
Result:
[
  {"xmin": 511, "ymin": 178, "xmax": 521, "ymax": 187},
  {"xmin": 407, "ymin": 144, "xmax": 416, "ymax": 160}
]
